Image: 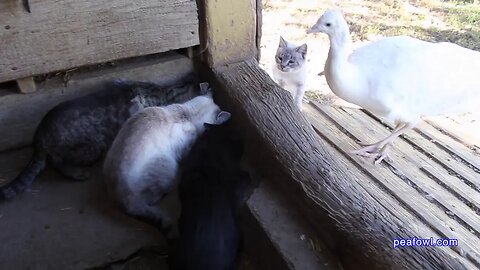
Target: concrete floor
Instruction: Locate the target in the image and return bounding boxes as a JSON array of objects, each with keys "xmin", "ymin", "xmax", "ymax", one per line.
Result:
[
  {"xmin": 0, "ymin": 148, "xmax": 168, "ymax": 270},
  {"xmin": 0, "ymin": 146, "xmax": 341, "ymax": 270}
]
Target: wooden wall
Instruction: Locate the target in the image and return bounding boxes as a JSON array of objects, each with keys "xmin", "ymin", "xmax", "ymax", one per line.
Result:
[{"xmin": 0, "ymin": 0, "xmax": 199, "ymax": 83}]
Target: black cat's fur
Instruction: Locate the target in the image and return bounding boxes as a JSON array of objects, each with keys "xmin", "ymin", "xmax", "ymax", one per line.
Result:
[
  {"xmin": 168, "ymin": 120, "xmax": 251, "ymax": 270},
  {"xmin": 0, "ymin": 75, "xmax": 203, "ymax": 200}
]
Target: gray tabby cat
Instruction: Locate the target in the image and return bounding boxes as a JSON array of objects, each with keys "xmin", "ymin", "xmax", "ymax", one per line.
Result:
[
  {"xmin": 0, "ymin": 75, "xmax": 203, "ymax": 200},
  {"xmin": 103, "ymin": 88, "xmax": 230, "ymax": 235},
  {"xmin": 272, "ymin": 36, "xmax": 308, "ymax": 110}
]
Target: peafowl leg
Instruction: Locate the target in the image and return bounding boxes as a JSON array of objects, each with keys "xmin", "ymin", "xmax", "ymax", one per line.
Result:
[{"xmin": 350, "ymin": 122, "xmax": 414, "ymax": 164}]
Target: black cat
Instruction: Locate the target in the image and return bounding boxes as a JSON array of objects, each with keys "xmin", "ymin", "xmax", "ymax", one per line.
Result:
[
  {"xmin": 168, "ymin": 120, "xmax": 251, "ymax": 270},
  {"xmin": 0, "ymin": 75, "xmax": 204, "ymax": 200}
]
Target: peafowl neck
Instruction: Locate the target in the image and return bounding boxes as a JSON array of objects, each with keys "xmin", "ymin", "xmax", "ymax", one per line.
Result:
[
  {"xmin": 324, "ymin": 28, "xmax": 367, "ymax": 105},
  {"xmin": 327, "ymin": 29, "xmax": 352, "ymax": 63}
]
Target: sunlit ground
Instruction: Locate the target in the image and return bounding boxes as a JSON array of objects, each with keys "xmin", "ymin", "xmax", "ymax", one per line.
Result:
[{"xmin": 259, "ymin": 0, "xmax": 480, "ymax": 147}]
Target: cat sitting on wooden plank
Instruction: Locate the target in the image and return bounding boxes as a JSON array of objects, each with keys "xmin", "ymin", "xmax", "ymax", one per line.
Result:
[
  {"xmin": 0, "ymin": 75, "xmax": 204, "ymax": 200},
  {"xmin": 272, "ymin": 36, "xmax": 308, "ymax": 110},
  {"xmin": 103, "ymin": 88, "xmax": 231, "ymax": 238},
  {"xmin": 168, "ymin": 117, "xmax": 251, "ymax": 270}
]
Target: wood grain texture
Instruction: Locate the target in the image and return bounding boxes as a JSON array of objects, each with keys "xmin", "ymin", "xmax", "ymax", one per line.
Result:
[
  {"xmin": 199, "ymin": 0, "xmax": 257, "ymax": 66},
  {"xmin": 0, "ymin": 0, "xmax": 199, "ymax": 82},
  {"xmin": 316, "ymin": 104, "xmax": 480, "ymax": 226},
  {"xmin": 358, "ymin": 109, "xmax": 480, "ymax": 188},
  {"xmin": 305, "ymin": 103, "xmax": 480, "ymax": 266},
  {"xmin": 302, "ymin": 104, "xmax": 479, "ymax": 269},
  {"xmin": 207, "ymin": 59, "xmax": 474, "ymax": 270},
  {"xmin": 0, "ymin": 53, "xmax": 194, "ymax": 151}
]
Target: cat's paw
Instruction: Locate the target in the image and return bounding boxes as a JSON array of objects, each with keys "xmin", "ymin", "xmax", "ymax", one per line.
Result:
[{"xmin": 199, "ymin": 82, "xmax": 212, "ymax": 95}]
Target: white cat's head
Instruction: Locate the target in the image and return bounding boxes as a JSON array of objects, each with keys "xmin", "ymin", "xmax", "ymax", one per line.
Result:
[
  {"xmin": 186, "ymin": 95, "xmax": 231, "ymax": 131},
  {"xmin": 275, "ymin": 36, "xmax": 307, "ymax": 73}
]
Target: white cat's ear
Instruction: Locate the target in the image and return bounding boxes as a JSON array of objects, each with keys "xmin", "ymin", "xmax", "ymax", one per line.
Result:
[
  {"xmin": 215, "ymin": 111, "xmax": 231, "ymax": 124},
  {"xmin": 296, "ymin": 44, "xmax": 307, "ymax": 54},
  {"xmin": 296, "ymin": 44, "xmax": 308, "ymax": 58},
  {"xmin": 279, "ymin": 36, "xmax": 287, "ymax": 48}
]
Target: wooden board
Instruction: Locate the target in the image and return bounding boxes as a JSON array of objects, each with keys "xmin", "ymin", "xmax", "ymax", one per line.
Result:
[
  {"xmin": 206, "ymin": 59, "xmax": 476, "ymax": 270},
  {"xmin": 304, "ymin": 102, "xmax": 480, "ymax": 267},
  {"xmin": 199, "ymin": 0, "xmax": 257, "ymax": 66},
  {"xmin": 0, "ymin": 53, "xmax": 194, "ymax": 151},
  {"xmin": 0, "ymin": 0, "xmax": 199, "ymax": 83}
]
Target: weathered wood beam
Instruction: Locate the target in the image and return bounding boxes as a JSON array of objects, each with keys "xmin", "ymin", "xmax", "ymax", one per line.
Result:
[
  {"xmin": 206, "ymin": 59, "xmax": 472, "ymax": 270},
  {"xmin": 0, "ymin": 0, "xmax": 199, "ymax": 83},
  {"xmin": 198, "ymin": 0, "xmax": 257, "ymax": 66}
]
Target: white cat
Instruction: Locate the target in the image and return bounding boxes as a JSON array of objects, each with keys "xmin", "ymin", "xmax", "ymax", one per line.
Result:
[
  {"xmin": 272, "ymin": 36, "xmax": 308, "ymax": 110},
  {"xmin": 103, "ymin": 87, "xmax": 230, "ymax": 236}
]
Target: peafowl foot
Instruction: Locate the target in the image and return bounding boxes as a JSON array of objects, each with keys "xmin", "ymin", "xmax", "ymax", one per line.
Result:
[{"xmin": 350, "ymin": 142, "xmax": 392, "ymax": 164}]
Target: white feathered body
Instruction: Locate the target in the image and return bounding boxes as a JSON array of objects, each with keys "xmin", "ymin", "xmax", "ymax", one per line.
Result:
[{"xmin": 325, "ymin": 36, "xmax": 480, "ymax": 124}]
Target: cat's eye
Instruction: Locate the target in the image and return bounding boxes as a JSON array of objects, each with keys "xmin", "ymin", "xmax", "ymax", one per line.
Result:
[
  {"xmin": 325, "ymin": 23, "xmax": 331, "ymax": 27},
  {"xmin": 288, "ymin": 60, "xmax": 294, "ymax": 64}
]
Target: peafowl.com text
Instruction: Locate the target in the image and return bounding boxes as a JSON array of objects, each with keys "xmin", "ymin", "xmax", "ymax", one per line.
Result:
[{"xmin": 393, "ymin": 237, "xmax": 459, "ymax": 248}]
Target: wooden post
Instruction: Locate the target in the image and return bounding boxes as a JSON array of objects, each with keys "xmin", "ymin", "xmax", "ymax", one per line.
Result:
[
  {"xmin": 16, "ymin": 77, "xmax": 36, "ymax": 93},
  {"xmin": 255, "ymin": 0, "xmax": 262, "ymax": 61},
  {"xmin": 204, "ymin": 60, "xmax": 474, "ymax": 270},
  {"xmin": 198, "ymin": 0, "xmax": 258, "ymax": 67}
]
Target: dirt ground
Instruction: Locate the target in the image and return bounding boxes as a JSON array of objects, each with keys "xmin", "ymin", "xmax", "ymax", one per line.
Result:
[{"xmin": 259, "ymin": 0, "xmax": 480, "ymax": 147}]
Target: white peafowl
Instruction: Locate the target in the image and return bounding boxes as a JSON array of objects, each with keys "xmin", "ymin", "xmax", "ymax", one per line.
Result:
[{"xmin": 307, "ymin": 9, "xmax": 480, "ymax": 164}]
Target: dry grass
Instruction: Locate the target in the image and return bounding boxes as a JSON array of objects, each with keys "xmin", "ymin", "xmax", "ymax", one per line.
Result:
[{"xmin": 260, "ymin": 0, "xmax": 480, "ymax": 101}]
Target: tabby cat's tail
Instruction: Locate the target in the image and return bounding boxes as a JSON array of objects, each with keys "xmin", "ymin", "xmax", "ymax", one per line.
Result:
[{"xmin": 0, "ymin": 150, "xmax": 47, "ymax": 200}]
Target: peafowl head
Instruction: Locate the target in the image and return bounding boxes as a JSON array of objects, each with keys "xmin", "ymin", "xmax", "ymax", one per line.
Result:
[{"xmin": 307, "ymin": 9, "xmax": 348, "ymax": 36}]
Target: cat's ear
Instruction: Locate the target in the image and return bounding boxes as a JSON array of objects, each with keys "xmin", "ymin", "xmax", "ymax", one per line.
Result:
[
  {"xmin": 279, "ymin": 36, "xmax": 287, "ymax": 48},
  {"xmin": 296, "ymin": 44, "xmax": 308, "ymax": 58},
  {"xmin": 215, "ymin": 111, "xmax": 231, "ymax": 124}
]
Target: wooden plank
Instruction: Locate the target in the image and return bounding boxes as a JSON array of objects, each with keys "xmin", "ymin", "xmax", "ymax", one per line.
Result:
[
  {"xmin": 206, "ymin": 59, "xmax": 474, "ymax": 270},
  {"xmin": 415, "ymin": 120, "xmax": 480, "ymax": 171},
  {"xmin": 0, "ymin": 53, "xmax": 194, "ymax": 151},
  {"xmin": 358, "ymin": 109, "xmax": 480, "ymax": 190},
  {"xmin": 0, "ymin": 0, "xmax": 199, "ymax": 83},
  {"xmin": 303, "ymin": 104, "xmax": 480, "ymax": 267},
  {"xmin": 16, "ymin": 77, "xmax": 36, "ymax": 93},
  {"xmin": 246, "ymin": 181, "xmax": 340, "ymax": 270},
  {"xmin": 336, "ymin": 105, "xmax": 480, "ymax": 209},
  {"xmin": 199, "ymin": 0, "xmax": 257, "ymax": 66},
  {"xmin": 425, "ymin": 117, "xmax": 480, "ymax": 150},
  {"xmin": 313, "ymin": 104, "xmax": 480, "ymax": 236}
]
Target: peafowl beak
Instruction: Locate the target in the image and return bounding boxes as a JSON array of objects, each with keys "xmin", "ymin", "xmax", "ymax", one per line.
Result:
[{"xmin": 307, "ymin": 25, "xmax": 320, "ymax": 34}]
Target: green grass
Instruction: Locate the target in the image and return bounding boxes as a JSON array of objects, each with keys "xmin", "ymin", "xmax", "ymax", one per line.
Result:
[{"xmin": 341, "ymin": 0, "xmax": 480, "ymax": 50}]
